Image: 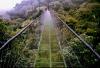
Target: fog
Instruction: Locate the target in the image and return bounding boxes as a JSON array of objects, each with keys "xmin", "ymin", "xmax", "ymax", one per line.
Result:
[
  {"xmin": 0, "ymin": 0, "xmax": 23, "ymax": 11},
  {"xmin": 0, "ymin": 0, "xmax": 85, "ymax": 19}
]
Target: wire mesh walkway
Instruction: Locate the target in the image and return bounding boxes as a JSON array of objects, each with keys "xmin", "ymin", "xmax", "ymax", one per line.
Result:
[{"xmin": 34, "ymin": 11, "xmax": 66, "ymax": 67}]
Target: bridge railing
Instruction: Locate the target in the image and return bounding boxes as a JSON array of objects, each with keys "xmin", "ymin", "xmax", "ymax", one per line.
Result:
[
  {"xmin": 0, "ymin": 17, "xmax": 41, "ymax": 68},
  {"xmin": 52, "ymin": 10, "xmax": 100, "ymax": 67}
]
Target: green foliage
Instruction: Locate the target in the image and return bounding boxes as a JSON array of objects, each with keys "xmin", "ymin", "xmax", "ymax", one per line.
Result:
[
  {"xmin": 0, "ymin": 19, "xmax": 41, "ymax": 67},
  {"xmin": 57, "ymin": 2, "xmax": 100, "ymax": 45},
  {"xmin": 90, "ymin": 0, "xmax": 100, "ymax": 3},
  {"xmin": 0, "ymin": 20, "xmax": 10, "ymax": 40},
  {"xmin": 56, "ymin": 1, "xmax": 100, "ymax": 67},
  {"xmin": 0, "ymin": 9, "xmax": 41, "ymax": 67}
]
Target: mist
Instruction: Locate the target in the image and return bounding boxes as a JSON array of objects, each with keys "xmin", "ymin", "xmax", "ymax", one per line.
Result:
[{"xmin": 0, "ymin": 0, "xmax": 86, "ymax": 19}]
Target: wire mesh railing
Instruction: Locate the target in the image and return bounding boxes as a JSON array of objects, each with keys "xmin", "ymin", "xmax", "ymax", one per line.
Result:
[
  {"xmin": 52, "ymin": 10, "xmax": 100, "ymax": 68},
  {"xmin": 0, "ymin": 17, "xmax": 42, "ymax": 68}
]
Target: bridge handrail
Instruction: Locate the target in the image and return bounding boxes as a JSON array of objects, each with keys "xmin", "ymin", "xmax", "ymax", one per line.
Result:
[
  {"xmin": 53, "ymin": 10, "xmax": 100, "ymax": 60},
  {"xmin": 0, "ymin": 17, "xmax": 40, "ymax": 51}
]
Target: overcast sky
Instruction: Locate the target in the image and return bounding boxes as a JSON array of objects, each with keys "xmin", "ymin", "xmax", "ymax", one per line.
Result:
[{"xmin": 0, "ymin": 0, "xmax": 23, "ymax": 11}]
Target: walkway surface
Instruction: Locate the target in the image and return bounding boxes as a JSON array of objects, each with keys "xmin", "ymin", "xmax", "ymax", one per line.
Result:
[{"xmin": 34, "ymin": 10, "xmax": 66, "ymax": 67}]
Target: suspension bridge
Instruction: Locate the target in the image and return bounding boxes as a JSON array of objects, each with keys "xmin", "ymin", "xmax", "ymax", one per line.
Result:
[{"xmin": 0, "ymin": 9, "xmax": 100, "ymax": 68}]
